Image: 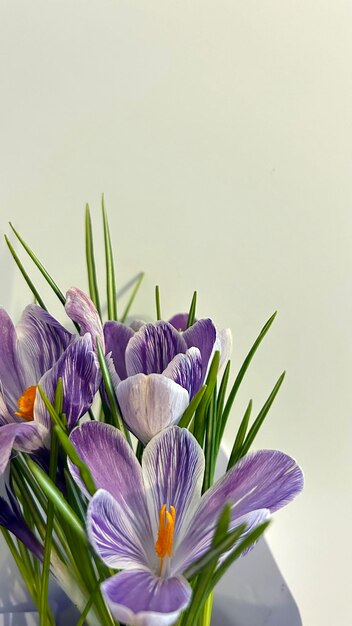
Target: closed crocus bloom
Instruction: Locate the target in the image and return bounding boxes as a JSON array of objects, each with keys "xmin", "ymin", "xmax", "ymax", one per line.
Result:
[
  {"xmin": 0, "ymin": 304, "xmax": 101, "ymax": 474},
  {"xmin": 65, "ymin": 287, "xmax": 231, "ymax": 444},
  {"xmin": 69, "ymin": 422, "xmax": 304, "ymax": 626}
]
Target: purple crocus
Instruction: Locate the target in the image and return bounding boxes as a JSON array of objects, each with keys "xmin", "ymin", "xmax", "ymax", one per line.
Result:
[
  {"xmin": 0, "ymin": 304, "xmax": 101, "ymax": 474},
  {"xmin": 65, "ymin": 288, "xmax": 232, "ymax": 444},
  {"xmin": 69, "ymin": 422, "xmax": 303, "ymax": 626}
]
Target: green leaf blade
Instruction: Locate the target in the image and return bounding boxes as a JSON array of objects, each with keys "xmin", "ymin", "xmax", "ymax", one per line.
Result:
[{"xmin": 102, "ymin": 196, "xmax": 117, "ymax": 321}]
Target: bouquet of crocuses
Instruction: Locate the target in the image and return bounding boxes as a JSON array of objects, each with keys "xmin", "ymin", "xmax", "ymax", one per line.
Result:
[{"xmin": 0, "ymin": 202, "xmax": 303, "ymax": 626}]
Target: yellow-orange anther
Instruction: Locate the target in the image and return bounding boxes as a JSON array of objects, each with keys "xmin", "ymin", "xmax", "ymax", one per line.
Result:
[
  {"xmin": 155, "ymin": 504, "xmax": 176, "ymax": 560},
  {"xmin": 16, "ymin": 386, "xmax": 37, "ymax": 421}
]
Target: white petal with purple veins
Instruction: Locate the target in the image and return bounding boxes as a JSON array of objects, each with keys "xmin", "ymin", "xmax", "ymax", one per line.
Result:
[
  {"xmin": 87, "ymin": 489, "xmax": 153, "ymax": 570},
  {"xmin": 142, "ymin": 426, "xmax": 204, "ymax": 545},
  {"xmin": 216, "ymin": 327, "xmax": 233, "ymax": 368},
  {"xmin": 102, "ymin": 569, "xmax": 191, "ymax": 626},
  {"xmin": 116, "ymin": 374, "xmax": 189, "ymax": 444}
]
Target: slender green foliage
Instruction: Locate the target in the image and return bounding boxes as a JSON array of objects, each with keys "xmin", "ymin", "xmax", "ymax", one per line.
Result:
[
  {"xmin": 9, "ymin": 222, "xmax": 66, "ymax": 304},
  {"xmin": 102, "ymin": 195, "xmax": 118, "ymax": 321},
  {"xmin": 240, "ymin": 372, "xmax": 285, "ymax": 457},
  {"xmin": 187, "ymin": 291, "xmax": 197, "ymax": 328},
  {"xmin": 96, "ymin": 340, "xmax": 129, "ymax": 439},
  {"xmin": 217, "ymin": 311, "xmax": 277, "ymax": 446},
  {"xmin": 121, "ymin": 272, "xmax": 145, "ymax": 322},
  {"xmin": 54, "ymin": 426, "xmax": 96, "ymax": 496},
  {"xmin": 39, "ymin": 426, "xmax": 59, "ymax": 624},
  {"xmin": 193, "ymin": 351, "xmax": 220, "ymax": 446},
  {"xmin": 85, "ymin": 204, "xmax": 102, "ymax": 317},
  {"xmin": 178, "ymin": 385, "xmax": 207, "ymax": 429},
  {"xmin": 227, "ymin": 399, "xmax": 252, "ymax": 470},
  {"xmin": 27, "ymin": 460, "xmax": 87, "ymax": 544},
  {"xmin": 4, "ymin": 235, "xmax": 47, "ymax": 309},
  {"xmin": 155, "ymin": 285, "xmax": 161, "ymax": 320}
]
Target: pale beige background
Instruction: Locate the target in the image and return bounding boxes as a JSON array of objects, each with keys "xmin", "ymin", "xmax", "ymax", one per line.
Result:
[{"xmin": 1, "ymin": 1, "xmax": 351, "ymax": 624}]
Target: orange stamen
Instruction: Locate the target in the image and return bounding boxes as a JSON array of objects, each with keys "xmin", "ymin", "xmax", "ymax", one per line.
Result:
[
  {"xmin": 16, "ymin": 386, "xmax": 37, "ymax": 421},
  {"xmin": 155, "ymin": 504, "xmax": 176, "ymax": 567}
]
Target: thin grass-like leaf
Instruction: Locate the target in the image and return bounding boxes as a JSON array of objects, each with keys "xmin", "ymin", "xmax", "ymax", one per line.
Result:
[
  {"xmin": 178, "ymin": 385, "xmax": 207, "ymax": 429},
  {"xmin": 186, "ymin": 291, "xmax": 197, "ymax": 328},
  {"xmin": 182, "ymin": 519, "xmax": 246, "ymax": 626},
  {"xmin": 193, "ymin": 351, "xmax": 220, "ymax": 446},
  {"xmin": 240, "ymin": 372, "xmax": 285, "ymax": 458},
  {"xmin": 217, "ymin": 311, "xmax": 277, "ymax": 447},
  {"xmin": 9, "ymin": 223, "xmax": 66, "ymax": 305},
  {"xmin": 96, "ymin": 340, "xmax": 131, "ymax": 445},
  {"xmin": 120, "ymin": 272, "xmax": 145, "ymax": 323},
  {"xmin": 216, "ymin": 360, "xmax": 230, "ymax": 427},
  {"xmin": 102, "ymin": 195, "xmax": 117, "ymax": 321},
  {"xmin": 4, "ymin": 235, "xmax": 47, "ymax": 310},
  {"xmin": 55, "ymin": 426, "xmax": 96, "ymax": 496},
  {"xmin": 85, "ymin": 204, "xmax": 102, "ymax": 317},
  {"xmin": 203, "ymin": 387, "xmax": 217, "ymax": 492},
  {"xmin": 184, "ymin": 522, "xmax": 246, "ymax": 581},
  {"xmin": 39, "ymin": 425, "xmax": 59, "ymax": 625},
  {"xmin": 37, "ymin": 386, "xmax": 64, "ymax": 430},
  {"xmin": 209, "ymin": 521, "xmax": 270, "ymax": 590},
  {"xmin": 155, "ymin": 285, "xmax": 161, "ymax": 320},
  {"xmin": 226, "ymin": 399, "xmax": 252, "ymax": 471},
  {"xmin": 26, "ymin": 460, "xmax": 87, "ymax": 544}
]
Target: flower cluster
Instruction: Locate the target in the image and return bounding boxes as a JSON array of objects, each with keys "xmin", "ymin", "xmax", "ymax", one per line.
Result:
[{"xmin": 0, "ymin": 284, "xmax": 303, "ymax": 626}]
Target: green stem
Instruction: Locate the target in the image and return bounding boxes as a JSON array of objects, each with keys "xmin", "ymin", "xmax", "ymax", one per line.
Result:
[
  {"xmin": 198, "ymin": 592, "xmax": 214, "ymax": 626},
  {"xmin": 40, "ymin": 429, "xmax": 59, "ymax": 625}
]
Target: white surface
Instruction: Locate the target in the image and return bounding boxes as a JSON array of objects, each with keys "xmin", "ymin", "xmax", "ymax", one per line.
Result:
[{"xmin": 0, "ymin": 2, "xmax": 351, "ymax": 624}]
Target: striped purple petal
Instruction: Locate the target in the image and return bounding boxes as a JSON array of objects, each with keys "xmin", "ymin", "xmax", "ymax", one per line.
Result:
[
  {"xmin": 142, "ymin": 427, "xmax": 204, "ymax": 546},
  {"xmin": 174, "ymin": 449, "xmax": 304, "ymax": 574},
  {"xmin": 182, "ymin": 319, "xmax": 217, "ymax": 384},
  {"xmin": 69, "ymin": 422, "xmax": 146, "ymax": 503},
  {"xmin": 0, "ymin": 309, "xmax": 27, "ymax": 413},
  {"xmin": 116, "ymin": 374, "xmax": 189, "ymax": 444},
  {"xmin": 34, "ymin": 335, "xmax": 101, "ymax": 430},
  {"xmin": 17, "ymin": 305, "xmax": 73, "ymax": 382},
  {"xmin": 162, "ymin": 347, "xmax": 203, "ymax": 398},
  {"xmin": 104, "ymin": 321, "xmax": 135, "ymax": 380},
  {"xmin": 125, "ymin": 322, "xmax": 187, "ymax": 376},
  {"xmin": 0, "ymin": 306, "xmax": 72, "ymax": 418},
  {"xmin": 65, "ymin": 287, "xmax": 104, "ymax": 350},
  {"xmin": 0, "ymin": 421, "xmax": 49, "ymax": 475},
  {"xmin": 70, "ymin": 422, "xmax": 153, "ymax": 566},
  {"xmin": 102, "ymin": 569, "xmax": 191, "ymax": 626}
]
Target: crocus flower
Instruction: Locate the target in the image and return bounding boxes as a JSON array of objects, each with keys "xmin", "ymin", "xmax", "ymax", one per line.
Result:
[
  {"xmin": 69, "ymin": 422, "xmax": 304, "ymax": 626},
  {"xmin": 65, "ymin": 288, "xmax": 232, "ymax": 444},
  {"xmin": 0, "ymin": 304, "xmax": 100, "ymax": 474}
]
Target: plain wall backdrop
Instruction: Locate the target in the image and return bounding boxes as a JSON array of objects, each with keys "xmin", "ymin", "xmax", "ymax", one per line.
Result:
[{"xmin": 1, "ymin": 2, "xmax": 352, "ymax": 624}]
